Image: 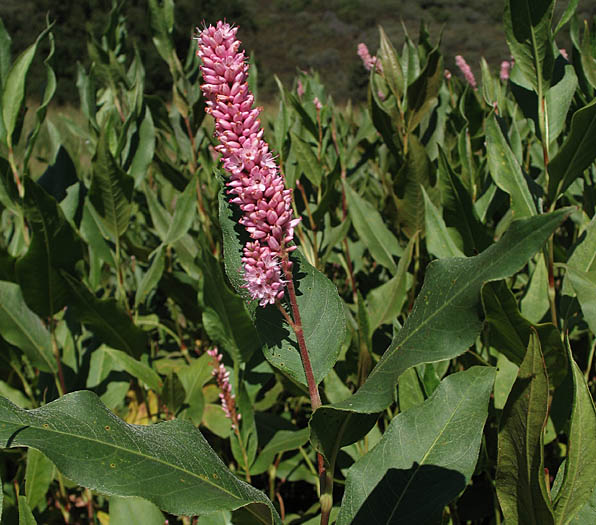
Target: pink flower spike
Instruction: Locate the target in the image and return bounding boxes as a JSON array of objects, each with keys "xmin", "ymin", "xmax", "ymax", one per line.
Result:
[
  {"xmin": 500, "ymin": 60, "xmax": 511, "ymax": 81},
  {"xmin": 455, "ymin": 55, "xmax": 477, "ymax": 90},
  {"xmin": 197, "ymin": 21, "xmax": 299, "ymax": 306},
  {"xmin": 207, "ymin": 347, "xmax": 241, "ymax": 430}
]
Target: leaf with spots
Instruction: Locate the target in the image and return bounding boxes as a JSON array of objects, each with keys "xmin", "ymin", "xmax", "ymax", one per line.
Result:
[{"xmin": 0, "ymin": 391, "xmax": 280, "ymax": 524}]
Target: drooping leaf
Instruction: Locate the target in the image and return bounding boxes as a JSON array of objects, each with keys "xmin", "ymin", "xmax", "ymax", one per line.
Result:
[
  {"xmin": 496, "ymin": 331, "xmax": 554, "ymax": 525},
  {"xmin": 0, "ymin": 391, "xmax": 280, "ymax": 523},
  {"xmin": 25, "ymin": 448, "xmax": 55, "ymax": 510},
  {"xmin": 336, "ymin": 367, "xmax": 495, "ymax": 525},
  {"xmin": 134, "ymin": 245, "xmax": 166, "ymax": 307},
  {"xmin": 0, "ymin": 281, "xmax": 56, "ymax": 373},
  {"xmin": 310, "ymin": 209, "xmax": 570, "ymax": 458},
  {"xmin": 250, "ymin": 428, "xmax": 309, "ymax": 476}
]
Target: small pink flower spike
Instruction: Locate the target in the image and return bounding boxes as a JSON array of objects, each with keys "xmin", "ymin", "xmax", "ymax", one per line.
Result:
[
  {"xmin": 196, "ymin": 21, "xmax": 300, "ymax": 306},
  {"xmin": 207, "ymin": 348, "xmax": 241, "ymax": 429},
  {"xmin": 444, "ymin": 69, "xmax": 452, "ymax": 81},
  {"xmin": 455, "ymin": 55, "xmax": 477, "ymax": 90},
  {"xmin": 297, "ymin": 79, "xmax": 305, "ymax": 97},
  {"xmin": 500, "ymin": 60, "xmax": 511, "ymax": 81},
  {"xmin": 357, "ymin": 42, "xmax": 383, "ymax": 73},
  {"xmin": 313, "ymin": 97, "xmax": 322, "ymax": 110}
]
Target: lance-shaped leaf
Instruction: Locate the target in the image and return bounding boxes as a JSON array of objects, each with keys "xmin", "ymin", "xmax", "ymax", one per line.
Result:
[
  {"xmin": 567, "ymin": 267, "xmax": 596, "ymax": 342},
  {"xmin": 336, "ymin": 367, "xmax": 495, "ymax": 525},
  {"xmin": 548, "ymin": 98, "xmax": 596, "ymax": 202},
  {"xmin": 345, "ymin": 181, "xmax": 401, "ymax": 272},
  {"xmin": 89, "ymin": 128, "xmax": 134, "ymax": 241},
  {"xmin": 486, "ymin": 114, "xmax": 536, "ymax": 218},
  {"xmin": 62, "ymin": 273, "xmax": 147, "ymax": 358},
  {"xmin": 15, "ymin": 177, "xmax": 84, "ymax": 317},
  {"xmin": 0, "ymin": 281, "xmax": 56, "ymax": 373},
  {"xmin": 25, "ymin": 449, "xmax": 55, "ymax": 510},
  {"xmin": 0, "ymin": 391, "xmax": 280, "ymax": 523},
  {"xmin": 378, "ymin": 26, "xmax": 404, "ymax": 99},
  {"xmin": 310, "ymin": 209, "xmax": 570, "ymax": 459},
  {"xmin": 504, "ymin": 0, "xmax": 555, "ymax": 92},
  {"xmin": 553, "ymin": 344, "xmax": 596, "ymax": 523},
  {"xmin": 496, "ymin": 331, "xmax": 554, "ymax": 525}
]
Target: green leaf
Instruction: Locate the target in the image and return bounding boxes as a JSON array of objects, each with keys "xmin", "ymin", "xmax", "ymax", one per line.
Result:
[
  {"xmin": 259, "ymin": 250, "xmax": 346, "ymax": 386},
  {"xmin": 486, "ymin": 114, "xmax": 536, "ymax": 218},
  {"xmin": 129, "ymin": 107, "xmax": 156, "ymax": 187},
  {"xmin": 291, "ymin": 132, "xmax": 322, "ymax": 187},
  {"xmin": 520, "ymin": 253, "xmax": 550, "ymax": 324},
  {"xmin": 545, "ymin": 62, "xmax": 578, "ymax": 143},
  {"xmin": 15, "ymin": 177, "xmax": 84, "ymax": 317},
  {"xmin": 548, "ymin": 99, "xmax": 596, "ymax": 202},
  {"xmin": 310, "ymin": 209, "xmax": 570, "ymax": 457},
  {"xmin": 0, "ymin": 18, "xmax": 11, "ymax": 90},
  {"xmin": 397, "ymin": 366, "xmax": 424, "ymax": 413},
  {"xmin": 134, "ymin": 245, "xmax": 166, "ymax": 307},
  {"xmin": 405, "ymin": 45, "xmax": 443, "ymax": 132},
  {"xmin": 25, "ymin": 448, "xmax": 54, "ymax": 510},
  {"xmin": 0, "ymin": 281, "xmax": 56, "ymax": 373},
  {"xmin": 89, "ymin": 128, "xmax": 134, "ymax": 241},
  {"xmin": 554, "ymin": 0, "xmax": 579, "ymax": 34},
  {"xmin": 345, "ymin": 181, "xmax": 401, "ymax": 272},
  {"xmin": 422, "ymin": 185, "xmax": 464, "ymax": 258},
  {"xmin": 378, "ymin": 26, "xmax": 404, "ymax": 99},
  {"xmin": 161, "ymin": 373, "xmax": 186, "ymax": 414},
  {"xmin": 164, "ymin": 173, "xmax": 197, "ymax": 245},
  {"xmin": 336, "ymin": 367, "xmax": 495, "ymax": 525},
  {"xmin": 1, "ymin": 22, "xmax": 52, "ymax": 147},
  {"xmin": 102, "ymin": 346, "xmax": 162, "ymax": 393},
  {"xmin": 566, "ymin": 267, "xmax": 596, "ymax": 336},
  {"xmin": 250, "ymin": 428, "xmax": 309, "ymax": 476},
  {"xmin": 18, "ymin": 496, "xmax": 37, "ymax": 525},
  {"xmin": 62, "ymin": 273, "xmax": 147, "ymax": 359},
  {"xmin": 0, "ymin": 391, "xmax": 280, "ymax": 523},
  {"xmin": 496, "ymin": 331, "xmax": 555, "ymax": 524},
  {"xmin": 563, "ymin": 216, "xmax": 596, "ymax": 296},
  {"xmin": 553, "ymin": 345, "xmax": 596, "ymax": 523},
  {"xmin": 110, "ymin": 496, "xmax": 164, "ymax": 525},
  {"xmin": 503, "ymin": 0, "xmax": 555, "ymax": 92}
]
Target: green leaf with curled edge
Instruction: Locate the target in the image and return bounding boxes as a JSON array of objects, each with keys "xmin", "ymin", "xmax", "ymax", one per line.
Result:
[
  {"xmin": 0, "ymin": 391, "xmax": 281, "ymax": 524},
  {"xmin": 310, "ymin": 209, "xmax": 571, "ymax": 461}
]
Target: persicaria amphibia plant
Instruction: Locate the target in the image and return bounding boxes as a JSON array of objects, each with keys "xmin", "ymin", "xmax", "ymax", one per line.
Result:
[{"xmin": 196, "ymin": 21, "xmax": 300, "ymax": 307}]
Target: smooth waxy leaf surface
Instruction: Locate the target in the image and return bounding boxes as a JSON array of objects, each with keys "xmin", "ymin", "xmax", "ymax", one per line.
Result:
[
  {"xmin": 311, "ymin": 209, "xmax": 570, "ymax": 458},
  {"xmin": 496, "ymin": 332, "xmax": 554, "ymax": 525},
  {"xmin": 337, "ymin": 367, "xmax": 495, "ymax": 525},
  {"xmin": 0, "ymin": 391, "xmax": 280, "ymax": 523}
]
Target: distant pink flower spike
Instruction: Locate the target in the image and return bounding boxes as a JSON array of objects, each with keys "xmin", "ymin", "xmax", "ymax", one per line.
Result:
[
  {"xmin": 297, "ymin": 79, "xmax": 305, "ymax": 97},
  {"xmin": 313, "ymin": 97, "xmax": 322, "ymax": 110},
  {"xmin": 196, "ymin": 21, "xmax": 300, "ymax": 306},
  {"xmin": 455, "ymin": 55, "xmax": 477, "ymax": 90},
  {"xmin": 444, "ymin": 69, "xmax": 452, "ymax": 80},
  {"xmin": 357, "ymin": 42, "xmax": 382, "ymax": 73},
  {"xmin": 559, "ymin": 48, "xmax": 568, "ymax": 60},
  {"xmin": 500, "ymin": 60, "xmax": 511, "ymax": 81},
  {"xmin": 207, "ymin": 348, "xmax": 241, "ymax": 429}
]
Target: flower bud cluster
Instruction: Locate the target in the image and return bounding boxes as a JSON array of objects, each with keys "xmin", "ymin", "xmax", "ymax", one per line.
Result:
[
  {"xmin": 455, "ymin": 55, "xmax": 477, "ymax": 90},
  {"xmin": 196, "ymin": 21, "xmax": 299, "ymax": 306},
  {"xmin": 207, "ymin": 348, "xmax": 241, "ymax": 430},
  {"xmin": 357, "ymin": 43, "xmax": 383, "ymax": 73}
]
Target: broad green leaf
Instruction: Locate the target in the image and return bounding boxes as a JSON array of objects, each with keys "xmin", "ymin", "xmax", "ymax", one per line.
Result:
[
  {"xmin": 554, "ymin": 0, "xmax": 579, "ymax": 34},
  {"xmin": 15, "ymin": 177, "xmax": 84, "ymax": 317},
  {"xmin": 1, "ymin": 23, "xmax": 52, "ymax": 147},
  {"xmin": 310, "ymin": 209, "xmax": 570, "ymax": 457},
  {"xmin": 110, "ymin": 496, "xmax": 164, "ymax": 525},
  {"xmin": 553, "ymin": 346, "xmax": 596, "ymax": 523},
  {"xmin": 563, "ymin": 216, "xmax": 596, "ymax": 296},
  {"xmin": 503, "ymin": 0, "xmax": 555, "ymax": 92},
  {"xmin": 18, "ymin": 496, "xmax": 37, "ymax": 525},
  {"xmin": 397, "ymin": 366, "xmax": 424, "ymax": 413},
  {"xmin": 336, "ymin": 367, "xmax": 495, "ymax": 525},
  {"xmin": 548, "ymin": 99, "xmax": 596, "ymax": 202},
  {"xmin": 0, "ymin": 18, "xmax": 11, "ymax": 90},
  {"xmin": 259, "ymin": 250, "xmax": 346, "ymax": 386},
  {"xmin": 486, "ymin": 114, "xmax": 536, "ymax": 218},
  {"xmin": 134, "ymin": 245, "xmax": 166, "ymax": 307},
  {"xmin": 395, "ymin": 134, "xmax": 439, "ymax": 238},
  {"xmin": 250, "ymin": 428, "xmax": 309, "ymax": 476},
  {"xmin": 0, "ymin": 391, "xmax": 280, "ymax": 523},
  {"xmin": 102, "ymin": 346, "xmax": 162, "ymax": 393},
  {"xmin": 570, "ymin": 486, "xmax": 596, "ymax": 524},
  {"xmin": 89, "ymin": 128, "xmax": 134, "ymax": 240},
  {"xmin": 494, "ymin": 352, "xmax": 519, "ymax": 410},
  {"xmin": 62, "ymin": 273, "xmax": 147, "ymax": 359},
  {"xmin": 0, "ymin": 281, "xmax": 56, "ymax": 373},
  {"xmin": 422, "ymin": 185, "xmax": 464, "ymax": 258},
  {"xmin": 367, "ymin": 235, "xmax": 415, "ymax": 332},
  {"xmin": 291, "ymin": 132, "xmax": 322, "ymax": 187},
  {"xmin": 345, "ymin": 181, "xmax": 400, "ymax": 272},
  {"xmin": 368, "ymin": 71, "xmax": 400, "ymax": 159},
  {"xmin": 545, "ymin": 62, "xmax": 578, "ymax": 143},
  {"xmin": 496, "ymin": 331, "xmax": 554, "ymax": 525},
  {"xmin": 164, "ymin": 173, "xmax": 197, "ymax": 245},
  {"xmin": 378, "ymin": 26, "xmax": 404, "ymax": 99},
  {"xmin": 25, "ymin": 448, "xmax": 54, "ymax": 510},
  {"xmin": 567, "ymin": 267, "xmax": 596, "ymax": 335},
  {"xmin": 148, "ymin": 0, "xmax": 175, "ymax": 64}
]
